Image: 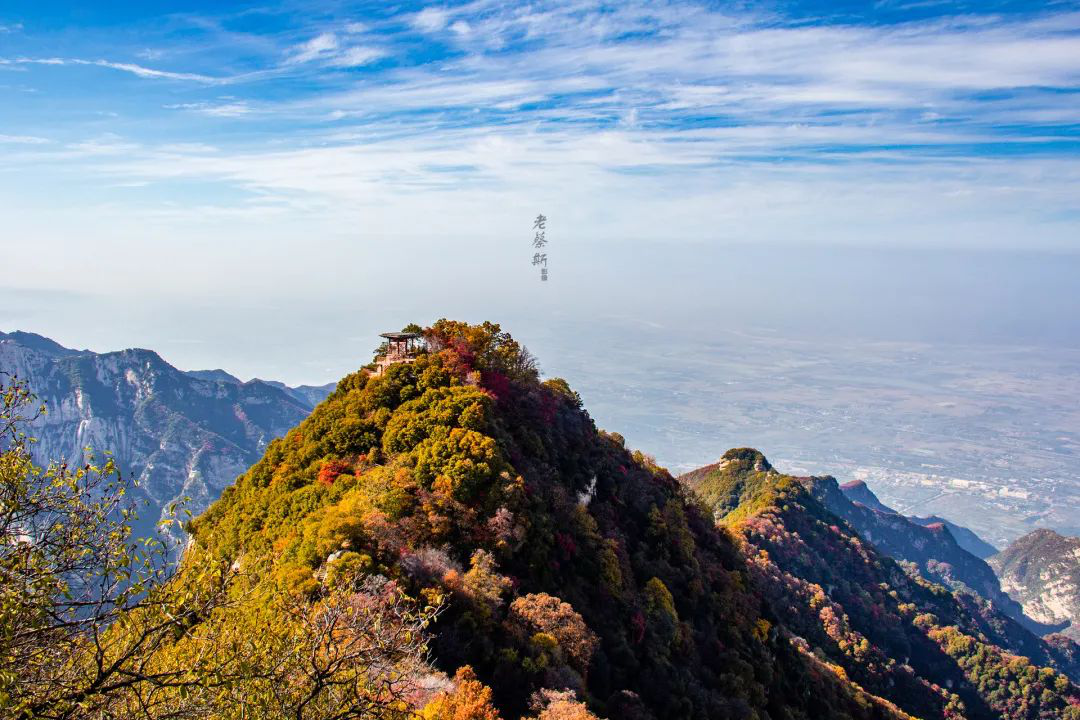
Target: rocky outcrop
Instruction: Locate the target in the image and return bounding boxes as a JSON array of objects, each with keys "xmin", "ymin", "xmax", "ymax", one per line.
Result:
[{"xmin": 990, "ymin": 529, "xmax": 1080, "ymax": 641}]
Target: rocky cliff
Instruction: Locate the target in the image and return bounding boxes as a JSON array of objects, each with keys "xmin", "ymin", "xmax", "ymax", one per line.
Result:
[
  {"xmin": 0, "ymin": 330, "xmax": 333, "ymax": 545},
  {"xmin": 990, "ymin": 529, "xmax": 1080, "ymax": 641}
]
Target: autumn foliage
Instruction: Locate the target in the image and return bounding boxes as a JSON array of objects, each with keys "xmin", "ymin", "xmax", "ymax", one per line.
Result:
[
  {"xmin": 170, "ymin": 321, "xmax": 1080, "ymax": 720},
  {"xmin": 422, "ymin": 666, "xmax": 503, "ymax": 720}
]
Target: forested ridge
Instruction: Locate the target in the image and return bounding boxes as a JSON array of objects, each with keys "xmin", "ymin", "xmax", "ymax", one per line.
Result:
[
  {"xmin": 182, "ymin": 320, "xmax": 913, "ymax": 719},
  {"xmin": 682, "ymin": 449, "xmax": 1080, "ymax": 720},
  {"xmin": 4, "ymin": 320, "xmax": 1079, "ymax": 719}
]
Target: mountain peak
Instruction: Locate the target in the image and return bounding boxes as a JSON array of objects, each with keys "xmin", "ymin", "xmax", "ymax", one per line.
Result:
[
  {"xmin": 1019, "ymin": 527, "xmax": 1069, "ymax": 544},
  {"xmin": 910, "ymin": 514, "xmax": 999, "ymax": 559},
  {"xmin": 0, "ymin": 329, "xmax": 86, "ymax": 357},
  {"xmin": 184, "ymin": 322, "xmax": 938, "ymax": 720},
  {"xmin": 187, "ymin": 368, "xmax": 244, "ymax": 384},
  {"xmin": 721, "ymin": 446, "xmax": 773, "ymax": 473},
  {"xmin": 839, "ymin": 477, "xmax": 897, "ymax": 514}
]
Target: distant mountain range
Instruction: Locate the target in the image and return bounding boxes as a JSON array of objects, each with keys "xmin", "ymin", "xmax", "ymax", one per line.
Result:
[
  {"xmin": 0, "ymin": 330, "xmax": 334, "ymax": 545},
  {"xmin": 774, "ymin": 473, "xmax": 1080, "ymax": 645},
  {"xmin": 991, "ymin": 529, "xmax": 1080, "ymax": 641}
]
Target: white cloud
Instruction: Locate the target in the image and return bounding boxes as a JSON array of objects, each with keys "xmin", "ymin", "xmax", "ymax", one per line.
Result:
[
  {"xmin": 284, "ymin": 31, "xmax": 384, "ymax": 68},
  {"xmin": 15, "ymin": 57, "xmax": 65, "ymax": 65},
  {"xmin": 80, "ymin": 59, "xmax": 218, "ymax": 82},
  {"xmin": 429, "ymin": 3, "xmax": 1080, "ymax": 109},
  {"xmin": 411, "ymin": 7, "xmax": 451, "ymax": 33},
  {"xmin": 3, "ymin": 1, "xmax": 1079, "ymax": 260},
  {"xmin": 65, "ymin": 135, "xmax": 141, "ymax": 157},
  {"xmin": 165, "ymin": 101, "xmax": 253, "ymax": 117},
  {"xmin": 327, "ymin": 46, "xmax": 384, "ymax": 68},
  {"xmin": 286, "ymin": 32, "xmax": 339, "ymax": 64},
  {"xmin": 5, "ymin": 56, "xmax": 220, "ymax": 82}
]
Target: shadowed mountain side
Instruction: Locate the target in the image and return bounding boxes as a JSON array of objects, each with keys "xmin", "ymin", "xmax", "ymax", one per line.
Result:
[
  {"xmin": 681, "ymin": 448, "xmax": 1080, "ymax": 720},
  {"xmin": 910, "ymin": 515, "xmax": 999, "ymax": 561},
  {"xmin": 837, "ymin": 480, "xmax": 998, "ymax": 561},
  {"xmin": 808, "ymin": 475, "xmax": 1062, "ymax": 638}
]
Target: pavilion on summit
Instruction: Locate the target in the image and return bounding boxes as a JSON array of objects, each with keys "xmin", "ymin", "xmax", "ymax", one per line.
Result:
[{"xmin": 374, "ymin": 331, "xmax": 424, "ymax": 375}]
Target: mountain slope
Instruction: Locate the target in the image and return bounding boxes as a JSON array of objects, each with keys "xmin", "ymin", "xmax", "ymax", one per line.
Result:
[
  {"xmin": 0, "ymin": 330, "xmax": 334, "ymax": 543},
  {"xmin": 990, "ymin": 529, "xmax": 1080, "ymax": 641},
  {"xmin": 184, "ymin": 320, "xmax": 926, "ymax": 720},
  {"xmin": 840, "ymin": 479, "xmax": 897, "ymax": 514},
  {"xmin": 839, "ymin": 481, "xmax": 997, "ymax": 575},
  {"xmin": 909, "ymin": 514, "xmax": 999, "ymax": 560},
  {"xmin": 681, "ymin": 449, "xmax": 1080, "ymax": 720},
  {"xmin": 806, "ymin": 475, "xmax": 1050, "ymax": 637}
]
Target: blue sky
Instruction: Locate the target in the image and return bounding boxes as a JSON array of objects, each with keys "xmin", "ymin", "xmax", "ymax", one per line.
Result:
[{"xmin": 2, "ymin": 1, "xmax": 1080, "ymax": 381}]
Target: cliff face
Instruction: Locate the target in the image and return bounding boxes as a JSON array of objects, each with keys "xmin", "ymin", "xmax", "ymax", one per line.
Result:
[
  {"xmin": 990, "ymin": 529, "xmax": 1080, "ymax": 641},
  {"xmin": 0, "ymin": 330, "xmax": 333, "ymax": 543}
]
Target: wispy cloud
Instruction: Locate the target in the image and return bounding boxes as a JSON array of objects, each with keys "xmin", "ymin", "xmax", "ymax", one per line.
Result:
[
  {"xmin": 3, "ymin": 56, "xmax": 221, "ymax": 83},
  {"xmin": 78, "ymin": 59, "xmax": 219, "ymax": 82},
  {"xmin": 284, "ymin": 26, "xmax": 385, "ymax": 69},
  {"xmin": 0, "ymin": 133, "xmax": 49, "ymax": 144},
  {"xmin": 286, "ymin": 32, "xmax": 340, "ymax": 64},
  {"xmin": 326, "ymin": 46, "xmax": 384, "ymax": 68},
  {"xmin": 1, "ymin": 0, "xmax": 1078, "ymax": 254},
  {"xmin": 164, "ymin": 101, "xmax": 253, "ymax": 117}
]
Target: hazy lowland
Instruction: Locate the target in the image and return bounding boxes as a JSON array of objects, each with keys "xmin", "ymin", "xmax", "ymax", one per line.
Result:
[
  {"xmin": 519, "ymin": 245, "xmax": 1080, "ymax": 549},
  {"xmin": 6, "ymin": 245, "xmax": 1078, "ymax": 548},
  {"xmin": 544, "ymin": 320, "xmax": 1080, "ymax": 549}
]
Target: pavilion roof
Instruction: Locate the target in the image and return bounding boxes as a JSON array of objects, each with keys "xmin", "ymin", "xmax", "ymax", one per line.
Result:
[{"xmin": 380, "ymin": 332, "xmax": 422, "ymax": 340}]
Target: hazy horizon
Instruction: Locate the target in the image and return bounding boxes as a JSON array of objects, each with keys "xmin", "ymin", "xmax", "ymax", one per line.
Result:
[{"xmin": 5, "ymin": 242, "xmax": 1080, "ymax": 386}]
